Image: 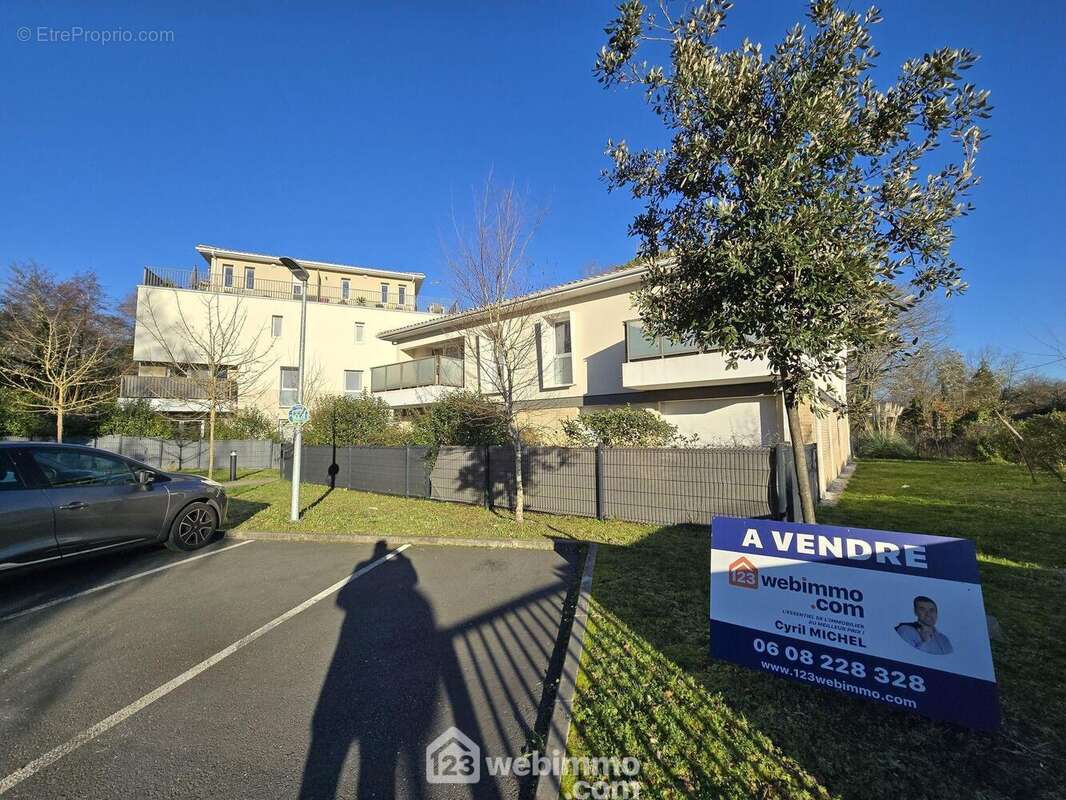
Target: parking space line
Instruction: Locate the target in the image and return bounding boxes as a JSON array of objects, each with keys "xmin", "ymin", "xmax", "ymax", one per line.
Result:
[
  {"xmin": 0, "ymin": 540, "xmax": 256, "ymax": 625},
  {"xmin": 0, "ymin": 543, "xmax": 411, "ymax": 795}
]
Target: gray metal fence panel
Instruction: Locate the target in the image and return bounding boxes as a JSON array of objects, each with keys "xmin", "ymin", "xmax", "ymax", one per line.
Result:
[
  {"xmin": 602, "ymin": 446, "xmax": 774, "ymax": 525},
  {"xmin": 406, "ymin": 447, "xmax": 432, "ymax": 499},
  {"xmin": 430, "ymin": 447, "xmax": 484, "ymax": 505},
  {"xmin": 488, "ymin": 446, "xmax": 597, "ymax": 517},
  {"xmin": 350, "ymin": 447, "xmax": 409, "ymax": 495}
]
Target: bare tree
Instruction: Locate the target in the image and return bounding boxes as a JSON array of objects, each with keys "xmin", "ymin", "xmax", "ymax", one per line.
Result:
[
  {"xmin": 847, "ymin": 292, "xmax": 950, "ymax": 431},
  {"xmin": 0, "ymin": 263, "xmax": 122, "ymax": 441},
  {"xmin": 446, "ymin": 176, "xmax": 545, "ymax": 523},
  {"xmin": 136, "ymin": 289, "xmax": 276, "ymax": 476}
]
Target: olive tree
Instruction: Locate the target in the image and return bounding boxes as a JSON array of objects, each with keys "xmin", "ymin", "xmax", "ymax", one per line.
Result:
[{"xmin": 596, "ymin": 0, "xmax": 990, "ymax": 520}]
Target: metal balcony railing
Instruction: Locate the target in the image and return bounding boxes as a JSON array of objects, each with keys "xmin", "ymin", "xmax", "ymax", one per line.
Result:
[
  {"xmin": 141, "ymin": 266, "xmax": 435, "ymax": 312},
  {"xmin": 370, "ymin": 355, "xmax": 465, "ymax": 393},
  {"xmin": 119, "ymin": 374, "xmax": 238, "ymax": 402}
]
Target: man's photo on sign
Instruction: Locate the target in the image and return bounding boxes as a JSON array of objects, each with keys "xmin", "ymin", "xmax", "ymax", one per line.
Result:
[{"xmin": 896, "ymin": 596, "xmax": 954, "ymax": 655}]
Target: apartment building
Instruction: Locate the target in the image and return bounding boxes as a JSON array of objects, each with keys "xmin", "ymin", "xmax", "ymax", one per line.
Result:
[
  {"xmin": 122, "ymin": 245, "xmax": 442, "ymax": 428},
  {"xmin": 123, "ymin": 246, "xmax": 851, "ymax": 492},
  {"xmin": 370, "ymin": 265, "xmax": 852, "ymax": 493}
]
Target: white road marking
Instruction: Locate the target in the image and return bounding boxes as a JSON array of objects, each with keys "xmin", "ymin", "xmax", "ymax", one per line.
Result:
[
  {"xmin": 0, "ymin": 540, "xmax": 256, "ymax": 624},
  {"xmin": 0, "ymin": 543, "xmax": 411, "ymax": 795}
]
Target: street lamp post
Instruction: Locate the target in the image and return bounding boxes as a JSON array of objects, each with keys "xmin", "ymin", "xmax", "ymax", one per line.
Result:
[{"xmin": 279, "ymin": 257, "xmax": 310, "ymax": 522}]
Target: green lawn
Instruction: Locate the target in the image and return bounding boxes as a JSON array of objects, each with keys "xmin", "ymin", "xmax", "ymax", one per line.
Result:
[
  {"xmin": 226, "ymin": 478, "xmax": 657, "ymax": 544},
  {"xmin": 176, "ymin": 467, "xmax": 278, "ymax": 483},
  {"xmin": 565, "ymin": 460, "xmax": 1066, "ymax": 800}
]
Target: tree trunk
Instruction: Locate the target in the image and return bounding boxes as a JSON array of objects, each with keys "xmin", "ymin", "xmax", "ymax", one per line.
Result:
[
  {"xmin": 56, "ymin": 406, "xmax": 64, "ymax": 444},
  {"xmin": 993, "ymin": 409, "xmax": 1037, "ymax": 484},
  {"xmin": 511, "ymin": 424, "xmax": 524, "ymax": 524},
  {"xmin": 784, "ymin": 390, "xmax": 817, "ymax": 524},
  {"xmin": 207, "ymin": 403, "xmax": 217, "ymax": 478}
]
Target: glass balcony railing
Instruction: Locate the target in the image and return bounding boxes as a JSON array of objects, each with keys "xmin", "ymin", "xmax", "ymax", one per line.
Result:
[
  {"xmin": 119, "ymin": 374, "xmax": 237, "ymax": 402},
  {"xmin": 624, "ymin": 320, "xmax": 701, "ymax": 361},
  {"xmin": 370, "ymin": 355, "xmax": 464, "ymax": 393}
]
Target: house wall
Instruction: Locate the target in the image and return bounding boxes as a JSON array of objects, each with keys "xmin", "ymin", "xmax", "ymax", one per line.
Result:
[
  {"xmin": 131, "ymin": 285, "xmax": 436, "ymax": 427},
  {"xmin": 202, "ymin": 254, "xmax": 418, "ymax": 303}
]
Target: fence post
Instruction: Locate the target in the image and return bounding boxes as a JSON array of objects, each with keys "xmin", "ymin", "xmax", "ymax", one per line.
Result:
[
  {"xmin": 483, "ymin": 446, "xmax": 492, "ymax": 508},
  {"xmin": 404, "ymin": 446, "xmax": 410, "ymax": 498},
  {"xmin": 773, "ymin": 444, "xmax": 789, "ymax": 520},
  {"xmin": 595, "ymin": 445, "xmax": 606, "ymax": 521},
  {"xmin": 158, "ymin": 437, "xmax": 165, "ymax": 469}
]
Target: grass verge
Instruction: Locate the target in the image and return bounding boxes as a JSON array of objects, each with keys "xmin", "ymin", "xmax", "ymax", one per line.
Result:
[
  {"xmin": 564, "ymin": 459, "xmax": 1065, "ymax": 800},
  {"xmin": 226, "ymin": 478, "xmax": 658, "ymax": 544}
]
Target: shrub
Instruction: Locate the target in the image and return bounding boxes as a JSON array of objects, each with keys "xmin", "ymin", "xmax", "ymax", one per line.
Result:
[
  {"xmin": 1020, "ymin": 411, "xmax": 1066, "ymax": 469},
  {"xmin": 302, "ymin": 393, "xmax": 403, "ymax": 446},
  {"xmin": 855, "ymin": 431, "xmax": 917, "ymax": 459},
  {"xmin": 562, "ymin": 405, "xmax": 681, "ymax": 447},
  {"xmin": 214, "ymin": 407, "xmax": 280, "ymax": 442},
  {"xmin": 97, "ymin": 400, "xmax": 174, "ymax": 438},
  {"xmin": 408, "ymin": 390, "xmax": 510, "ymax": 450}
]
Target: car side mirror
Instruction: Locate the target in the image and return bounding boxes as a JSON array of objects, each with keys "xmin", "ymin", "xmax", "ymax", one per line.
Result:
[{"xmin": 135, "ymin": 470, "xmax": 154, "ymax": 486}]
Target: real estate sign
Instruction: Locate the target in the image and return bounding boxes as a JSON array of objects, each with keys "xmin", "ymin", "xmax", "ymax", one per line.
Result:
[{"xmin": 709, "ymin": 517, "xmax": 999, "ymax": 729}]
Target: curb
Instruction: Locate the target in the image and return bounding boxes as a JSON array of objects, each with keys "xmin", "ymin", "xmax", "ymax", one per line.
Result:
[
  {"xmin": 535, "ymin": 543, "xmax": 598, "ymax": 800},
  {"xmin": 820, "ymin": 460, "xmax": 857, "ymax": 507},
  {"xmin": 227, "ymin": 529, "xmax": 569, "ymax": 551}
]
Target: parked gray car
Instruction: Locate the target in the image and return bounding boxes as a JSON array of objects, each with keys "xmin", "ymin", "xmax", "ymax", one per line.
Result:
[{"xmin": 0, "ymin": 442, "xmax": 228, "ymax": 573}]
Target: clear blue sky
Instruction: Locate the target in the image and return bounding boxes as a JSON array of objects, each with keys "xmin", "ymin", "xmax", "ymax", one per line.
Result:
[{"xmin": 2, "ymin": 1, "xmax": 1063, "ymax": 375}]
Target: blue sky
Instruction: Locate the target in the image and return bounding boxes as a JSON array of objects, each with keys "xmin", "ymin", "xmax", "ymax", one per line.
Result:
[{"xmin": 2, "ymin": 1, "xmax": 1063, "ymax": 375}]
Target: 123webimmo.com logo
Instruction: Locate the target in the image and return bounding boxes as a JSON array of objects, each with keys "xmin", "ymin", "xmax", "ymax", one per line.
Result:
[{"xmin": 728, "ymin": 556, "xmax": 758, "ymax": 589}]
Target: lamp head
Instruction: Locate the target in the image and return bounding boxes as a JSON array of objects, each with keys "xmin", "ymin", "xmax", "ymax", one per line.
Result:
[{"xmin": 279, "ymin": 256, "xmax": 310, "ymax": 282}]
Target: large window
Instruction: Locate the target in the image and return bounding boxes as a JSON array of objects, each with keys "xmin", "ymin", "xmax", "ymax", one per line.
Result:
[
  {"xmin": 398, "ymin": 285, "xmax": 407, "ymax": 307},
  {"xmin": 271, "ymin": 315, "xmax": 283, "ymax": 337},
  {"xmin": 380, "ymin": 283, "xmax": 389, "ymax": 305},
  {"xmin": 344, "ymin": 370, "xmax": 363, "ymax": 395},
  {"xmin": 341, "ymin": 278, "xmax": 351, "ymax": 301},
  {"xmin": 553, "ymin": 320, "xmax": 573, "ymax": 385},
  {"xmin": 354, "ymin": 321, "xmax": 365, "ymax": 343},
  {"xmin": 279, "ymin": 367, "xmax": 298, "ymax": 406},
  {"xmin": 222, "ymin": 264, "xmax": 234, "ymax": 288},
  {"xmin": 292, "ymin": 279, "xmax": 303, "ymax": 299},
  {"xmin": 243, "ymin": 266, "xmax": 255, "ymax": 290},
  {"xmin": 28, "ymin": 448, "xmax": 135, "ymax": 488}
]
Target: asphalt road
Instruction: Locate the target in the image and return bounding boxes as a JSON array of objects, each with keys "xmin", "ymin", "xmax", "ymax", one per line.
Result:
[{"xmin": 0, "ymin": 537, "xmax": 579, "ymax": 799}]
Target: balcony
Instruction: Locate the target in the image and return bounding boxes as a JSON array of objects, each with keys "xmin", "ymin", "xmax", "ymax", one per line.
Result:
[
  {"xmin": 621, "ymin": 320, "xmax": 773, "ymax": 390},
  {"xmin": 141, "ymin": 267, "xmax": 436, "ymax": 312},
  {"xmin": 119, "ymin": 374, "xmax": 237, "ymax": 413},
  {"xmin": 370, "ymin": 355, "xmax": 464, "ymax": 408}
]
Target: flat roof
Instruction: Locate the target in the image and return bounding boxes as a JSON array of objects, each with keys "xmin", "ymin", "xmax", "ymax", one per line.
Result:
[{"xmin": 195, "ymin": 244, "xmax": 425, "ymax": 284}]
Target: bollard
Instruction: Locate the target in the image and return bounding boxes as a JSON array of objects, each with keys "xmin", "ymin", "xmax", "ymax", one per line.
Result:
[{"xmin": 229, "ymin": 450, "xmax": 238, "ymax": 482}]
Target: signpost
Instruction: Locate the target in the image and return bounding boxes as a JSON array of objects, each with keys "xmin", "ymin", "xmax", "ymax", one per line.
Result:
[{"xmin": 710, "ymin": 517, "xmax": 999, "ymax": 729}]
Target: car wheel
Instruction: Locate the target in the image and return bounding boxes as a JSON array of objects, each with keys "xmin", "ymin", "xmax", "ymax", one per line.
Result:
[{"xmin": 166, "ymin": 502, "xmax": 218, "ymax": 552}]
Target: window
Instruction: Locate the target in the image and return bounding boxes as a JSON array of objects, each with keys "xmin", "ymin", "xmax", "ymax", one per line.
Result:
[
  {"xmin": 0, "ymin": 450, "xmax": 25, "ymax": 491},
  {"xmin": 271, "ymin": 315, "xmax": 283, "ymax": 337},
  {"xmin": 279, "ymin": 367, "xmax": 298, "ymax": 406},
  {"xmin": 553, "ymin": 320, "xmax": 573, "ymax": 385},
  {"xmin": 398, "ymin": 285, "xmax": 407, "ymax": 307},
  {"xmin": 341, "ymin": 279, "xmax": 351, "ymax": 301},
  {"xmin": 624, "ymin": 320, "xmax": 700, "ymax": 360},
  {"xmin": 243, "ymin": 266, "xmax": 255, "ymax": 290},
  {"xmin": 380, "ymin": 283, "xmax": 389, "ymax": 305},
  {"xmin": 222, "ymin": 264, "xmax": 234, "ymax": 288},
  {"xmin": 354, "ymin": 322, "xmax": 365, "ymax": 343},
  {"xmin": 292, "ymin": 279, "xmax": 303, "ymax": 299},
  {"xmin": 344, "ymin": 370, "xmax": 363, "ymax": 395},
  {"xmin": 29, "ymin": 448, "xmax": 135, "ymax": 488}
]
